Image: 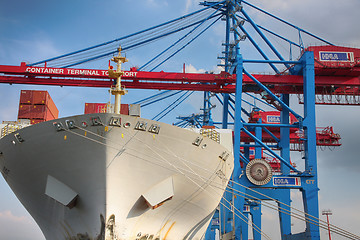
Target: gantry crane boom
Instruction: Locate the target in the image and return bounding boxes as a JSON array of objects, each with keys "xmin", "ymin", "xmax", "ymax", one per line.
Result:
[{"xmin": 1, "ymin": 46, "xmax": 360, "ymax": 97}]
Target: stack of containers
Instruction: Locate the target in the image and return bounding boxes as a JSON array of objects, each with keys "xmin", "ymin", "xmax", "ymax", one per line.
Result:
[
  {"xmin": 84, "ymin": 103, "xmax": 129, "ymax": 115},
  {"xmin": 18, "ymin": 90, "xmax": 59, "ymax": 124}
]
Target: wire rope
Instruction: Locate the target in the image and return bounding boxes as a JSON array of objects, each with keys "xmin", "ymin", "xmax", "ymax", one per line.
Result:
[
  {"xmin": 152, "ymin": 91, "xmax": 193, "ymax": 121},
  {"xmin": 154, "ymin": 134, "xmax": 271, "ymax": 239},
  {"xmin": 29, "ymin": 4, "xmax": 221, "ymax": 65},
  {"xmin": 31, "ymin": 8, "xmax": 221, "ymax": 68},
  {"xmin": 65, "ymin": 124, "xmax": 359, "ymax": 239},
  {"xmin": 226, "ymin": 179, "xmax": 360, "ymax": 239},
  {"xmin": 141, "ymin": 91, "xmax": 184, "ymax": 108},
  {"xmin": 219, "ymin": 185, "xmax": 360, "ymax": 240},
  {"xmin": 61, "ymin": 124, "xmax": 269, "ymax": 239}
]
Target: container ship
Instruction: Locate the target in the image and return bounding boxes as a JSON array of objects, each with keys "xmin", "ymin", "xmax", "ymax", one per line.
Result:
[{"xmin": 0, "ymin": 50, "xmax": 234, "ymax": 240}]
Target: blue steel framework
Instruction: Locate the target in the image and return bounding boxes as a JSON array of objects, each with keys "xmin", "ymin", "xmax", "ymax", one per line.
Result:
[
  {"xmin": 201, "ymin": 1, "xmax": 321, "ymax": 239},
  {"xmin": 27, "ymin": 1, "xmax": 327, "ymax": 239}
]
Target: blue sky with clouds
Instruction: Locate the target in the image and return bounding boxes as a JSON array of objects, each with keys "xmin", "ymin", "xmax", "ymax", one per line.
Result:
[{"xmin": 1, "ymin": 0, "xmax": 360, "ymax": 239}]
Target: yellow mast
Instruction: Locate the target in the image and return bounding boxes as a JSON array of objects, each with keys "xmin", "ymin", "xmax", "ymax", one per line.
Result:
[{"xmin": 109, "ymin": 46, "xmax": 128, "ymax": 114}]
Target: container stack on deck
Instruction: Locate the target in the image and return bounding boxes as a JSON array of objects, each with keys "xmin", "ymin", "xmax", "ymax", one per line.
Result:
[
  {"xmin": 84, "ymin": 103, "xmax": 129, "ymax": 115},
  {"xmin": 18, "ymin": 90, "xmax": 59, "ymax": 124},
  {"xmin": 84, "ymin": 103, "xmax": 141, "ymax": 116}
]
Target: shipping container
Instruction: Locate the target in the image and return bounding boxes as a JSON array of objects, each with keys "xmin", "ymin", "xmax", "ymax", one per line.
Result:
[
  {"xmin": 84, "ymin": 103, "xmax": 129, "ymax": 115},
  {"xmin": 84, "ymin": 103, "xmax": 107, "ymax": 114},
  {"xmin": 121, "ymin": 104, "xmax": 129, "ymax": 115},
  {"xmin": 31, "ymin": 105, "xmax": 56, "ymax": 121},
  {"xmin": 32, "ymin": 91, "xmax": 48, "ymax": 104},
  {"xmin": 19, "ymin": 90, "xmax": 33, "ymax": 104},
  {"xmin": 18, "ymin": 104, "xmax": 32, "ymax": 119},
  {"xmin": 47, "ymin": 97, "xmax": 59, "ymax": 119},
  {"xmin": 18, "ymin": 90, "xmax": 59, "ymax": 121},
  {"xmin": 30, "ymin": 119, "xmax": 45, "ymax": 124},
  {"xmin": 32, "ymin": 90, "xmax": 59, "ymax": 118}
]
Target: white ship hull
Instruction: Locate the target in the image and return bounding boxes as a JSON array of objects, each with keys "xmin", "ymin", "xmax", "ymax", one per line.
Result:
[{"xmin": 0, "ymin": 113, "xmax": 233, "ymax": 240}]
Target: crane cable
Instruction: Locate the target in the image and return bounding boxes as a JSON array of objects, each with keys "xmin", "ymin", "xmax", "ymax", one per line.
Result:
[
  {"xmin": 41, "ymin": 12, "xmax": 213, "ymax": 68},
  {"xmin": 29, "ymin": 2, "xmax": 223, "ymax": 67},
  {"xmin": 226, "ymin": 179, "xmax": 360, "ymax": 240},
  {"xmin": 31, "ymin": 7, "xmax": 222, "ymax": 68},
  {"xmin": 153, "ymin": 91, "xmax": 194, "ymax": 121},
  {"xmin": 220, "ymin": 184, "xmax": 360, "ymax": 240},
  {"xmin": 139, "ymin": 8, "xmax": 222, "ymax": 71},
  {"xmin": 140, "ymin": 129, "xmax": 271, "ymax": 240},
  {"xmin": 62, "ymin": 125, "xmax": 359, "ymax": 239},
  {"xmin": 62, "ymin": 123, "xmax": 271, "ymax": 239},
  {"xmin": 151, "ymin": 132, "xmax": 271, "ymax": 239}
]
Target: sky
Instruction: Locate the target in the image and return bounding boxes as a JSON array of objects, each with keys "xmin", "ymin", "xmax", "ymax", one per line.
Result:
[{"xmin": 1, "ymin": 0, "xmax": 360, "ymax": 239}]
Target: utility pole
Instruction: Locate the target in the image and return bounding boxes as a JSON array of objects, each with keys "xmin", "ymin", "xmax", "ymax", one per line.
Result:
[{"xmin": 322, "ymin": 209, "xmax": 332, "ymax": 240}]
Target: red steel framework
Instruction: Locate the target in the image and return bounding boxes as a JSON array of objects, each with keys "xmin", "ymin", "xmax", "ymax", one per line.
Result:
[
  {"xmin": 0, "ymin": 46, "xmax": 359, "ymax": 99},
  {"xmin": 246, "ymin": 110, "xmax": 341, "ymax": 151},
  {"xmin": 0, "ymin": 62, "xmax": 359, "ymax": 94}
]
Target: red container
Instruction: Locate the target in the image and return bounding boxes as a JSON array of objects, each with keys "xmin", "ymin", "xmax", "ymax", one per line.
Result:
[
  {"xmin": 84, "ymin": 103, "xmax": 94, "ymax": 114},
  {"xmin": 96, "ymin": 104, "xmax": 107, "ymax": 113},
  {"xmin": 47, "ymin": 98, "xmax": 59, "ymax": 119},
  {"xmin": 19, "ymin": 90, "xmax": 33, "ymax": 104},
  {"xmin": 84, "ymin": 103, "xmax": 107, "ymax": 114},
  {"xmin": 32, "ymin": 90, "xmax": 59, "ymax": 118},
  {"xmin": 18, "ymin": 104, "xmax": 32, "ymax": 119},
  {"xmin": 120, "ymin": 104, "xmax": 129, "ymax": 115},
  {"xmin": 84, "ymin": 103, "xmax": 129, "ymax": 115},
  {"xmin": 32, "ymin": 91, "xmax": 48, "ymax": 104},
  {"xmin": 31, "ymin": 119, "xmax": 45, "ymax": 124},
  {"xmin": 31, "ymin": 105, "xmax": 43, "ymax": 119},
  {"xmin": 31, "ymin": 105, "xmax": 56, "ymax": 121},
  {"xmin": 19, "ymin": 90, "xmax": 59, "ymax": 118}
]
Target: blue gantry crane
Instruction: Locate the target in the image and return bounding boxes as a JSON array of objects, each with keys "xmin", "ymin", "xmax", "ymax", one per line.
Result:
[{"xmin": 203, "ymin": 1, "xmax": 320, "ymax": 239}]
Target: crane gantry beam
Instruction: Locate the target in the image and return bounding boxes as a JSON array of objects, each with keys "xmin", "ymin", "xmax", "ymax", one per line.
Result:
[{"xmin": 0, "ymin": 62, "xmax": 359, "ymax": 95}]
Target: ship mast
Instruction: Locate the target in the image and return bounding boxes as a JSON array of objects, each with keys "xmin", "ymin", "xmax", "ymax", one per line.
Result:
[{"xmin": 109, "ymin": 46, "xmax": 128, "ymax": 114}]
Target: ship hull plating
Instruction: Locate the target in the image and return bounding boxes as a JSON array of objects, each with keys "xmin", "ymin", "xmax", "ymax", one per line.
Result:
[{"xmin": 0, "ymin": 113, "xmax": 233, "ymax": 239}]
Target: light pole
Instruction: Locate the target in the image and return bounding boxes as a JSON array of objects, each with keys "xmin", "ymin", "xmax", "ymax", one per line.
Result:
[{"xmin": 322, "ymin": 209, "xmax": 332, "ymax": 240}]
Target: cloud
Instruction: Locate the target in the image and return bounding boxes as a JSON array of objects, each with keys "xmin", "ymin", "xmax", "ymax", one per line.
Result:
[
  {"xmin": 0, "ymin": 210, "xmax": 44, "ymax": 240},
  {"xmin": 0, "ymin": 210, "xmax": 28, "ymax": 223},
  {"xmin": 1, "ymin": 36, "xmax": 61, "ymax": 67},
  {"xmin": 0, "ymin": 90, "xmax": 19, "ymax": 121},
  {"xmin": 183, "ymin": 63, "xmax": 224, "ymax": 75},
  {"xmin": 145, "ymin": 0, "xmax": 169, "ymax": 8},
  {"xmin": 184, "ymin": 63, "xmax": 206, "ymax": 73},
  {"xmin": 247, "ymin": 0, "xmax": 360, "ymax": 46},
  {"xmin": 261, "ymin": 206, "xmax": 281, "ymax": 238},
  {"xmin": 184, "ymin": 0, "xmax": 195, "ymax": 14},
  {"xmin": 316, "ymin": 105, "xmax": 360, "ymax": 173},
  {"xmin": 12, "ymin": 38, "xmax": 60, "ymax": 65}
]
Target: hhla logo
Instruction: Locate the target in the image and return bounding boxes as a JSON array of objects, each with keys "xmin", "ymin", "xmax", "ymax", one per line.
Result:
[{"xmin": 273, "ymin": 177, "xmax": 301, "ymax": 186}]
